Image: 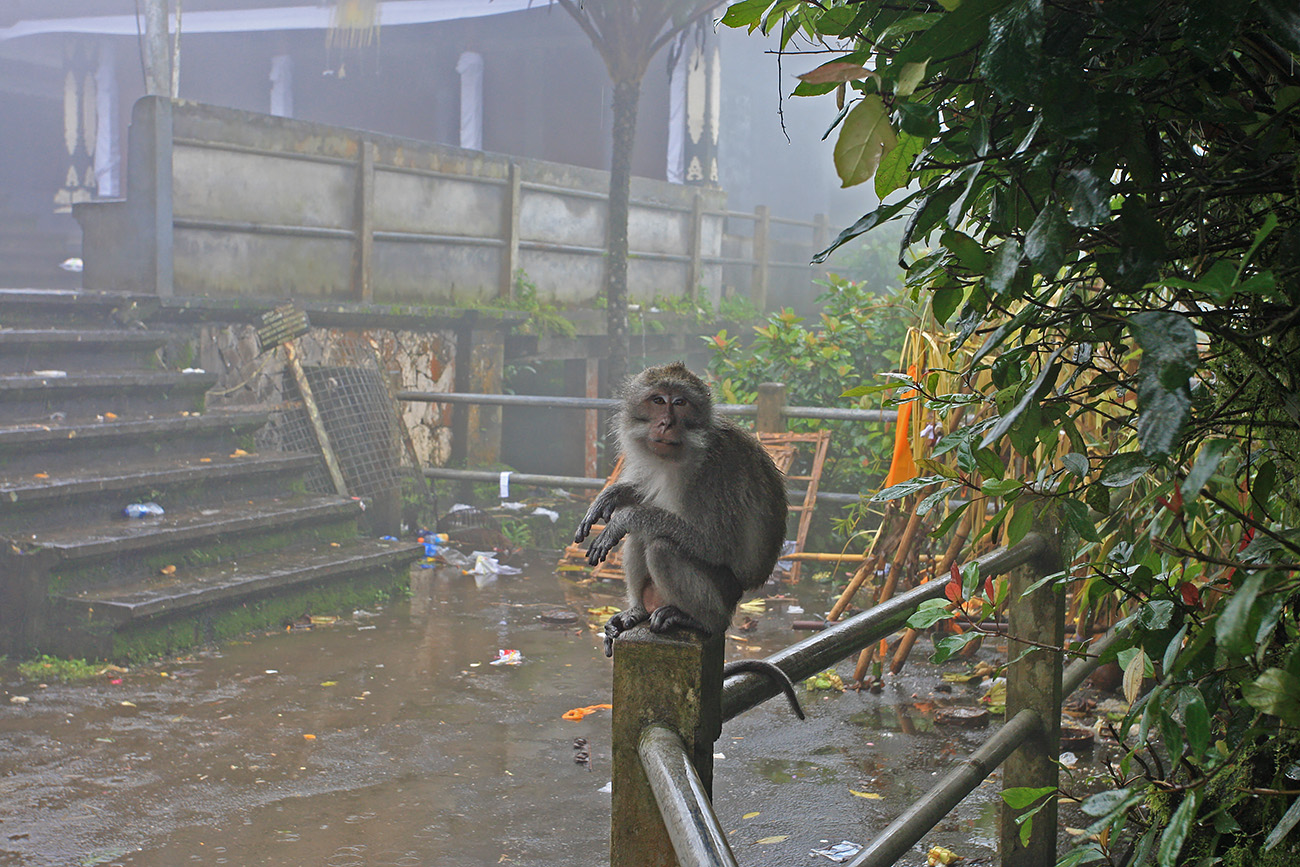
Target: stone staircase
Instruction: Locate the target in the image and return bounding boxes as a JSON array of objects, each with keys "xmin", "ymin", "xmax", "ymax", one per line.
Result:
[{"xmin": 0, "ymin": 289, "xmax": 422, "ymax": 661}]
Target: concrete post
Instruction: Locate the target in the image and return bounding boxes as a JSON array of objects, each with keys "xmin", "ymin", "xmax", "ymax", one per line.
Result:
[
  {"xmin": 752, "ymin": 205, "xmax": 770, "ymax": 313},
  {"xmin": 500, "ymin": 161, "xmax": 522, "ymax": 299},
  {"xmin": 1000, "ymin": 527, "xmax": 1065, "ymax": 866},
  {"xmin": 687, "ymin": 191, "xmax": 704, "ymax": 301},
  {"xmin": 353, "ymin": 141, "xmax": 375, "ymax": 303},
  {"xmin": 755, "ymin": 382, "xmax": 786, "ymax": 433},
  {"xmin": 565, "ymin": 357, "xmax": 601, "ymax": 480},
  {"xmin": 611, "ymin": 626, "xmax": 723, "ymax": 867}
]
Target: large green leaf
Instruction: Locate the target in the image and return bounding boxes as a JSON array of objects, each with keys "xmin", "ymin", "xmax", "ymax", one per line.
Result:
[
  {"xmin": 875, "ymin": 130, "xmax": 927, "ymax": 199},
  {"xmin": 1024, "ymin": 201, "xmax": 1070, "ymax": 277},
  {"xmin": 834, "ymin": 95, "xmax": 898, "ymax": 188},
  {"xmin": 1214, "ymin": 571, "xmax": 1266, "ymax": 658},
  {"xmin": 1129, "ymin": 311, "xmax": 1197, "ymax": 459},
  {"xmin": 1243, "ymin": 668, "xmax": 1300, "ymax": 722},
  {"xmin": 1156, "ymin": 789, "xmax": 1200, "ymax": 867},
  {"xmin": 979, "ymin": 0, "xmax": 1044, "ymax": 101}
]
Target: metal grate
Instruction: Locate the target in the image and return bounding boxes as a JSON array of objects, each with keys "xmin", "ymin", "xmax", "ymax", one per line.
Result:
[{"xmin": 257, "ymin": 335, "xmax": 409, "ymax": 503}]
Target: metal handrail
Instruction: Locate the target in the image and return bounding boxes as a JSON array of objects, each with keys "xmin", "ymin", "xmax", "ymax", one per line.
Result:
[
  {"xmin": 396, "ymin": 390, "xmax": 899, "ymax": 424},
  {"xmin": 846, "ymin": 630, "xmax": 1119, "ymax": 867},
  {"xmin": 639, "ymin": 726, "xmax": 740, "ymax": 867},
  {"xmin": 721, "ymin": 535, "xmax": 1048, "ymax": 719}
]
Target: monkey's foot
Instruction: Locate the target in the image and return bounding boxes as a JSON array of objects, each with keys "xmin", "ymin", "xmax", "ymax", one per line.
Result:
[
  {"xmin": 647, "ymin": 605, "xmax": 712, "ymax": 637},
  {"xmin": 603, "ymin": 608, "xmax": 649, "ymax": 658}
]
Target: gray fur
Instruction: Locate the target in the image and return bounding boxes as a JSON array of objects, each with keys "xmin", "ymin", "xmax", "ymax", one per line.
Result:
[{"xmin": 575, "ymin": 362, "xmax": 788, "ymax": 646}]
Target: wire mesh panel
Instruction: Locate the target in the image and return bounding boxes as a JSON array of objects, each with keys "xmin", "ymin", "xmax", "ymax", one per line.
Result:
[{"xmin": 257, "ymin": 335, "xmax": 404, "ymax": 502}]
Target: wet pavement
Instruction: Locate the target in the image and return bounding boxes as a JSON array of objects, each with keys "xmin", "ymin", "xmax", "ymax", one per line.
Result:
[{"xmin": 0, "ymin": 556, "xmax": 1106, "ymax": 867}]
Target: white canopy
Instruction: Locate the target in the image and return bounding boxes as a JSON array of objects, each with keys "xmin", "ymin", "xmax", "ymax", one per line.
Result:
[{"xmin": 0, "ymin": 0, "xmax": 544, "ymax": 43}]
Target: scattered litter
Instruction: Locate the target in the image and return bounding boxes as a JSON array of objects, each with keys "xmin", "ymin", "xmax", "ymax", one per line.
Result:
[
  {"xmin": 32, "ymin": 370, "xmax": 67, "ymax": 378},
  {"xmin": 927, "ymin": 845, "xmax": 963, "ymax": 865},
  {"xmin": 357, "ymin": 625, "xmax": 377, "ymax": 631},
  {"xmin": 539, "ymin": 609, "xmax": 580, "ymax": 625},
  {"xmin": 562, "ymin": 703, "xmax": 612, "ymax": 721},
  {"xmin": 123, "ymin": 502, "xmax": 164, "ymax": 518},
  {"xmin": 1060, "ymin": 751, "xmax": 1078, "ymax": 768},
  {"xmin": 471, "ymin": 553, "xmax": 521, "ymax": 576},
  {"xmin": 353, "ymin": 609, "xmax": 379, "ymax": 618},
  {"xmin": 811, "ymin": 841, "xmax": 862, "ymax": 862},
  {"xmin": 119, "ymin": 701, "xmax": 136, "ymax": 708},
  {"xmin": 159, "ymin": 565, "xmax": 176, "ymax": 576},
  {"xmin": 501, "ymin": 501, "xmax": 526, "ymax": 511},
  {"xmin": 229, "ymin": 449, "xmax": 250, "ymax": 458},
  {"xmin": 849, "ymin": 789, "xmax": 883, "ymax": 799},
  {"xmin": 439, "ymin": 549, "xmax": 473, "ymax": 569},
  {"xmin": 60, "ymin": 257, "xmax": 83, "ymax": 272},
  {"xmin": 380, "ymin": 535, "xmax": 397, "ymax": 541},
  {"xmin": 309, "ymin": 615, "xmax": 339, "ymax": 626},
  {"xmin": 531, "ymin": 507, "xmax": 560, "ymax": 523},
  {"xmin": 598, "ymin": 781, "xmax": 612, "ymax": 794},
  {"xmin": 418, "ymin": 533, "xmax": 449, "ymax": 558},
  {"xmin": 804, "ymin": 670, "xmax": 846, "ymax": 692},
  {"xmin": 788, "ymin": 604, "xmax": 805, "ymax": 614},
  {"xmin": 489, "ymin": 649, "xmax": 524, "ymax": 666},
  {"xmin": 181, "ymin": 367, "xmax": 206, "ymax": 374},
  {"xmin": 9, "ymin": 696, "xmax": 29, "ymax": 704},
  {"xmin": 265, "ymin": 670, "xmax": 278, "ymax": 674},
  {"xmin": 303, "ymin": 734, "xmax": 316, "ymax": 740}
]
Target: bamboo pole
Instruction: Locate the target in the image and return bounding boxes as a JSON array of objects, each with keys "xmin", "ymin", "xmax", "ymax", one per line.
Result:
[
  {"xmin": 890, "ymin": 507, "xmax": 975, "ymax": 674},
  {"xmin": 852, "ymin": 506, "xmax": 925, "ymax": 683}
]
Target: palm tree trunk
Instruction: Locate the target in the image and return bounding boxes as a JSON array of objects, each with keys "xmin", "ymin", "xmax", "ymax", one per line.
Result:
[{"xmin": 605, "ymin": 75, "xmax": 641, "ymax": 395}]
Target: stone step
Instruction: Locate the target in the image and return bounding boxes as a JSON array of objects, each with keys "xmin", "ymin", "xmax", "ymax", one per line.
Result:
[
  {"xmin": 0, "ymin": 289, "xmax": 150, "ymax": 327},
  {"xmin": 47, "ymin": 536, "xmax": 422, "ymax": 660},
  {"xmin": 0, "ymin": 409, "xmax": 269, "ymax": 475},
  {"xmin": 27, "ymin": 496, "xmax": 368, "ymax": 590},
  {"xmin": 0, "ymin": 328, "xmax": 176, "ymax": 374},
  {"xmin": 0, "ymin": 451, "xmax": 320, "ymax": 534},
  {"xmin": 0, "ymin": 370, "xmax": 217, "ymax": 424}
]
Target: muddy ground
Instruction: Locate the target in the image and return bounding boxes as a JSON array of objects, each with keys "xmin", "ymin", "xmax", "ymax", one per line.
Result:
[{"xmin": 0, "ymin": 555, "xmax": 1115, "ymax": 867}]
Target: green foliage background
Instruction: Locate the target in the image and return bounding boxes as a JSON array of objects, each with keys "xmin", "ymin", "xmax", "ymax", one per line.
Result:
[{"xmin": 721, "ymin": 0, "xmax": 1300, "ymax": 863}]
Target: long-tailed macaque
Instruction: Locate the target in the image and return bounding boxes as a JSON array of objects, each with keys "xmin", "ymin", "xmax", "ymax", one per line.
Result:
[{"xmin": 574, "ymin": 362, "xmax": 804, "ymax": 718}]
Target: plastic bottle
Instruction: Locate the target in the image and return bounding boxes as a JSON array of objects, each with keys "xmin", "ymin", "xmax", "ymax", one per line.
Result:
[{"xmin": 123, "ymin": 502, "xmax": 165, "ymax": 518}]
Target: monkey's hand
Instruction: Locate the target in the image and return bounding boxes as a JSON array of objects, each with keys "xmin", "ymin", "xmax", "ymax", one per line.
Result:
[
  {"xmin": 584, "ymin": 512, "xmax": 629, "ymax": 565},
  {"xmin": 574, "ymin": 484, "xmax": 638, "ymax": 544},
  {"xmin": 647, "ymin": 605, "xmax": 712, "ymax": 637},
  {"xmin": 603, "ymin": 606, "xmax": 649, "ymax": 657}
]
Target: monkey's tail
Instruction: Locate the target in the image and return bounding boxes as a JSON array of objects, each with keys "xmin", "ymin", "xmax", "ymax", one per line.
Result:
[{"xmin": 722, "ymin": 659, "xmax": 806, "ymax": 720}]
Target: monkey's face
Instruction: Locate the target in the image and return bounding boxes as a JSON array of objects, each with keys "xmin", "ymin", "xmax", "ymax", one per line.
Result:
[{"xmin": 637, "ymin": 389, "xmax": 702, "ymax": 459}]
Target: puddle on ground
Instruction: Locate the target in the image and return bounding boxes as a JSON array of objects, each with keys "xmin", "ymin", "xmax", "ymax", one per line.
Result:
[{"xmin": 0, "ymin": 560, "xmax": 1115, "ymax": 867}]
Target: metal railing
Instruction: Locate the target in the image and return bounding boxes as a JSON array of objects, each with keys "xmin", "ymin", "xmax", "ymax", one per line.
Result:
[
  {"xmin": 398, "ymin": 389, "xmax": 898, "ymax": 505},
  {"xmin": 611, "ymin": 531, "xmax": 1108, "ymax": 867}
]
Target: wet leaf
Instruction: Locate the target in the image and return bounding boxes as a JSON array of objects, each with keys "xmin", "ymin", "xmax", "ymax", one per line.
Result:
[
  {"xmin": 834, "ymin": 95, "xmax": 898, "ymax": 188},
  {"xmin": 755, "ymin": 835, "xmax": 789, "ymax": 844},
  {"xmin": 1264, "ymin": 795, "xmax": 1300, "ymax": 851},
  {"xmin": 1243, "ymin": 668, "xmax": 1300, "ymax": 721},
  {"xmin": 1122, "ymin": 649, "xmax": 1147, "ymax": 705},
  {"xmin": 1003, "ymin": 786, "xmax": 1056, "ymax": 809},
  {"xmin": 743, "ymin": 811, "xmax": 760, "ymax": 819},
  {"xmin": 798, "ymin": 61, "xmax": 877, "ymax": 84},
  {"xmin": 850, "ymin": 789, "xmax": 883, "ymax": 799},
  {"xmin": 1156, "ymin": 789, "xmax": 1199, "ymax": 867}
]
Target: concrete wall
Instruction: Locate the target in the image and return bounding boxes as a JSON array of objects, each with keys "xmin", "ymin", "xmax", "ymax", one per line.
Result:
[{"xmin": 76, "ymin": 97, "xmax": 741, "ymax": 307}]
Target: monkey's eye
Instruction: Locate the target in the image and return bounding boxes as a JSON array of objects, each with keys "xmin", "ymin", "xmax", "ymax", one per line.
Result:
[
  {"xmin": 650, "ymin": 395, "xmax": 667, "ymax": 405},
  {"xmin": 672, "ymin": 397, "xmax": 689, "ymax": 407}
]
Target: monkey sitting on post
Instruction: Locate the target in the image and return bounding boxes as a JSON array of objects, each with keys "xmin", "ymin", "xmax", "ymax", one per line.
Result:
[{"xmin": 574, "ymin": 362, "xmax": 804, "ymax": 719}]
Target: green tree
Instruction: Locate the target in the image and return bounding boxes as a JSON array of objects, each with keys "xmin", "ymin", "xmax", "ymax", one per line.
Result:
[
  {"xmin": 555, "ymin": 0, "xmax": 718, "ymax": 394},
  {"xmin": 722, "ymin": 0, "xmax": 1300, "ymax": 862}
]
